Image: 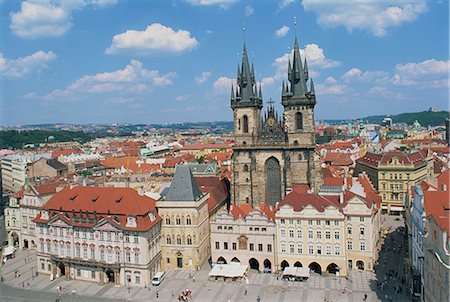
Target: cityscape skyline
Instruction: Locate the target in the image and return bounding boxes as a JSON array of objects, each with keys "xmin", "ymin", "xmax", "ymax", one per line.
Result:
[{"xmin": 0, "ymin": 0, "xmax": 448, "ymax": 125}]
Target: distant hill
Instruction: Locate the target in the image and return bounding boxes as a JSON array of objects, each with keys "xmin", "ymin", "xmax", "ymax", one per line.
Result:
[
  {"xmin": 0, "ymin": 130, "xmax": 92, "ymax": 149},
  {"xmin": 362, "ymin": 110, "xmax": 449, "ymax": 126}
]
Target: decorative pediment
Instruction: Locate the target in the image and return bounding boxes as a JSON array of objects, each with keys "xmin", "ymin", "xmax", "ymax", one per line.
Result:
[
  {"xmin": 94, "ymin": 218, "xmax": 121, "ymax": 231},
  {"xmin": 48, "ymin": 214, "xmax": 70, "ymax": 227}
]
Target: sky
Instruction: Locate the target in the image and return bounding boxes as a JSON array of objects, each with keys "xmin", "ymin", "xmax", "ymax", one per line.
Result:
[{"xmin": 0, "ymin": 0, "xmax": 449, "ymax": 125}]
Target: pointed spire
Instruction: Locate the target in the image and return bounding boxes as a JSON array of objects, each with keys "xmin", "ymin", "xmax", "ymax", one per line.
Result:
[
  {"xmin": 304, "ymin": 58, "xmax": 309, "ymax": 81},
  {"xmin": 258, "ymin": 83, "xmax": 262, "ymax": 99},
  {"xmin": 231, "ymin": 85, "xmax": 235, "ymax": 99},
  {"xmin": 310, "ymin": 79, "xmax": 315, "ymax": 95}
]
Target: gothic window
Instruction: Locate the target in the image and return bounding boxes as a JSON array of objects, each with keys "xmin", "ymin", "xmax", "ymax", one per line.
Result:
[
  {"xmin": 166, "ymin": 236, "xmax": 171, "ymax": 245},
  {"xmin": 187, "ymin": 236, "xmax": 192, "ymax": 245},
  {"xmin": 296, "ymin": 112, "xmax": 303, "ymax": 130},
  {"xmin": 176, "ymin": 216, "xmax": 181, "ymax": 225},
  {"xmin": 176, "ymin": 236, "xmax": 181, "ymax": 245},
  {"xmin": 243, "ymin": 164, "xmax": 249, "ymax": 172},
  {"xmin": 186, "ymin": 216, "xmax": 192, "ymax": 225},
  {"xmin": 265, "ymin": 157, "xmax": 281, "ymax": 206},
  {"xmin": 165, "ymin": 217, "xmax": 171, "ymax": 225},
  {"xmin": 238, "ymin": 119, "xmax": 241, "ymax": 130},
  {"xmin": 243, "ymin": 115, "xmax": 249, "ymax": 133}
]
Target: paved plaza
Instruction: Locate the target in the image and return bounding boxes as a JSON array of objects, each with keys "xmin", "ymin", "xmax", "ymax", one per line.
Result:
[{"xmin": 0, "ymin": 214, "xmax": 411, "ymax": 301}]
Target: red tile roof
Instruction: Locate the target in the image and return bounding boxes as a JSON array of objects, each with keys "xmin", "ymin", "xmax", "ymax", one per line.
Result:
[
  {"xmin": 357, "ymin": 151, "xmax": 427, "ymax": 168},
  {"xmin": 100, "ymin": 157, "xmax": 162, "ymax": 174},
  {"xmin": 280, "ymin": 191, "xmax": 341, "ymax": 212},
  {"xmin": 323, "ymin": 153, "xmax": 354, "ymax": 166},
  {"xmin": 195, "ymin": 176, "xmax": 229, "ymax": 213},
  {"xmin": 228, "ymin": 203, "xmax": 276, "ymax": 221},
  {"xmin": 174, "ymin": 142, "xmax": 233, "ymax": 151},
  {"xmin": 52, "ymin": 148, "xmax": 82, "ymax": 158},
  {"xmin": 162, "ymin": 154, "xmax": 196, "ymax": 168}
]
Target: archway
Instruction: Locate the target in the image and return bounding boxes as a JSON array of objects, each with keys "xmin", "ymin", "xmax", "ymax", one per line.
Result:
[
  {"xmin": 23, "ymin": 239, "xmax": 29, "ymax": 249},
  {"xmin": 217, "ymin": 257, "xmax": 227, "ymax": 264},
  {"xmin": 327, "ymin": 263, "xmax": 339, "ymax": 274},
  {"xmin": 356, "ymin": 260, "xmax": 364, "ymax": 270},
  {"xmin": 57, "ymin": 262, "xmax": 66, "ymax": 277},
  {"xmin": 10, "ymin": 232, "xmax": 19, "ymax": 246},
  {"xmin": 265, "ymin": 157, "xmax": 281, "ymax": 206},
  {"xmin": 231, "ymin": 257, "xmax": 240, "ymax": 263},
  {"xmin": 281, "ymin": 260, "xmax": 289, "ymax": 270},
  {"xmin": 263, "ymin": 259, "xmax": 272, "ymax": 272},
  {"xmin": 294, "ymin": 261, "xmax": 303, "ymax": 267},
  {"xmin": 105, "ymin": 269, "xmax": 115, "ymax": 283},
  {"xmin": 249, "ymin": 258, "xmax": 259, "ymax": 271},
  {"xmin": 348, "ymin": 260, "xmax": 353, "ymax": 270},
  {"xmin": 31, "ymin": 240, "xmax": 35, "ymax": 248},
  {"xmin": 309, "ymin": 262, "xmax": 322, "ymax": 275}
]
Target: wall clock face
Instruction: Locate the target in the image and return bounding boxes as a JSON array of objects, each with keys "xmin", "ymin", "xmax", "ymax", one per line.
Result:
[{"xmin": 267, "ymin": 117, "xmax": 275, "ymax": 126}]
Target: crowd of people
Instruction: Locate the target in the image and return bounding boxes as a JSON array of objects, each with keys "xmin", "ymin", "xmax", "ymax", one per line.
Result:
[{"xmin": 177, "ymin": 288, "xmax": 192, "ymax": 301}]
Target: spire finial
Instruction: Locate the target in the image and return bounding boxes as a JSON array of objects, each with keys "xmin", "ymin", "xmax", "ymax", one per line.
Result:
[
  {"xmin": 243, "ymin": 22, "xmax": 246, "ymax": 43},
  {"xmin": 294, "ymin": 16, "xmax": 297, "ymax": 36}
]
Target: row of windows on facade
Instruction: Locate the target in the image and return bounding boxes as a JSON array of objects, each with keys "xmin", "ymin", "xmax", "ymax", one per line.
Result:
[
  {"xmin": 383, "ymin": 193, "xmax": 404, "ymax": 200},
  {"xmin": 280, "ymin": 243, "xmax": 342, "ymax": 255},
  {"xmin": 164, "ymin": 216, "xmax": 192, "ymax": 225},
  {"xmin": 280, "ymin": 217, "xmax": 365, "ymax": 225},
  {"xmin": 39, "ymin": 226, "xmax": 140, "ymax": 243},
  {"xmin": 216, "ymin": 226, "xmax": 268, "ymax": 232},
  {"xmin": 382, "ymin": 183, "xmax": 406, "ymax": 190},
  {"xmin": 166, "ymin": 235, "xmax": 194, "ymax": 245},
  {"xmin": 215, "ymin": 241, "xmax": 272, "ymax": 253},
  {"xmin": 40, "ymin": 242, "xmax": 141, "ymax": 263},
  {"xmin": 238, "ymin": 112, "xmax": 304, "ymax": 133},
  {"xmin": 280, "ymin": 227, "xmax": 365, "ymax": 240},
  {"xmin": 381, "ymin": 173, "xmax": 411, "ymax": 180},
  {"xmin": 40, "ymin": 262, "xmax": 143, "ymax": 285}
]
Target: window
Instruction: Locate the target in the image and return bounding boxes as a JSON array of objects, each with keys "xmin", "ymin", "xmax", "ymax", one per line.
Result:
[
  {"xmin": 316, "ymin": 231, "xmax": 322, "ymax": 239},
  {"xmin": 325, "ymin": 231, "xmax": 331, "ymax": 240},
  {"xmin": 267, "ymin": 244, "xmax": 272, "ymax": 252},
  {"xmin": 77, "ymin": 269, "xmax": 81, "ymax": 277},
  {"xmin": 308, "ymin": 244, "xmax": 314, "ymax": 255},
  {"xmin": 83, "ymin": 247, "xmax": 88, "ymax": 259},
  {"xmin": 107, "ymin": 250, "xmax": 112, "ymax": 263},
  {"xmin": 82, "ymin": 230, "xmax": 87, "ymax": 239},
  {"xmin": 289, "ymin": 229, "xmax": 294, "ymax": 238},
  {"xmin": 126, "ymin": 251, "xmax": 131, "ymax": 263},
  {"xmin": 258, "ymin": 244, "xmax": 263, "ymax": 252},
  {"xmin": 360, "ymin": 217, "xmax": 365, "ymax": 222},
  {"xmin": 41, "ymin": 263, "xmax": 45, "ymax": 270},
  {"xmin": 243, "ymin": 115, "xmax": 249, "ymax": 133},
  {"xmin": 125, "ymin": 233, "xmax": 130, "ymax": 243},
  {"xmin": 335, "ymin": 231, "xmax": 340, "ymax": 240},
  {"xmin": 360, "ymin": 227, "xmax": 365, "ymax": 236},
  {"xmin": 232, "ymin": 243, "xmax": 237, "ymax": 250},
  {"xmin": 326, "ymin": 245, "xmax": 332, "ymax": 255},
  {"xmin": 281, "ymin": 219, "xmax": 285, "ymax": 224},
  {"xmin": 165, "ymin": 217, "xmax": 171, "ymax": 225},
  {"xmin": 100, "ymin": 249, "xmax": 105, "ymax": 261},
  {"xmin": 347, "ymin": 241, "xmax": 352, "ymax": 250},
  {"xmin": 316, "ymin": 220, "xmax": 321, "ymax": 225},
  {"xmin": 289, "ymin": 219, "xmax": 293, "ymax": 225},
  {"xmin": 90, "ymin": 247, "xmax": 95, "ymax": 259},
  {"xmin": 215, "ymin": 242, "xmax": 220, "ymax": 250},
  {"xmin": 281, "ymin": 243, "xmax": 286, "ymax": 253},
  {"xmin": 334, "ymin": 221, "xmax": 339, "ymax": 226},
  {"xmin": 317, "ymin": 244, "xmax": 322, "ymax": 255},
  {"xmin": 347, "ymin": 216, "xmax": 351, "ymax": 221},
  {"xmin": 135, "ymin": 275, "xmax": 140, "ymax": 285},
  {"xmin": 67, "ymin": 246, "xmax": 71, "ymax": 257},
  {"xmin": 261, "ymin": 228, "xmax": 266, "ymax": 232},
  {"xmin": 90, "ymin": 231, "xmax": 94, "ymax": 240},
  {"xmin": 134, "ymin": 234, "xmax": 139, "ymax": 244},
  {"xmin": 297, "ymin": 244, "xmax": 303, "ymax": 254},
  {"xmin": 91, "ymin": 271, "xmax": 96, "ymax": 279},
  {"xmin": 335, "ymin": 245, "xmax": 340, "ymax": 255},
  {"xmin": 176, "ymin": 236, "xmax": 181, "ymax": 245},
  {"xmin": 218, "ymin": 226, "xmax": 222, "ymax": 230},
  {"xmin": 325, "ymin": 220, "xmax": 330, "ymax": 226},
  {"xmin": 107, "ymin": 232, "xmax": 111, "ymax": 242},
  {"xmin": 308, "ymin": 220, "xmax": 313, "ymax": 225},
  {"xmin": 176, "ymin": 216, "xmax": 181, "ymax": 225},
  {"xmin": 166, "ymin": 236, "xmax": 172, "ymax": 245},
  {"xmin": 296, "ymin": 112, "xmax": 303, "ymax": 130},
  {"xmin": 308, "ymin": 230, "xmax": 313, "ymax": 239},
  {"xmin": 348, "ymin": 227, "xmax": 352, "ymax": 235},
  {"xmin": 186, "ymin": 216, "xmax": 192, "ymax": 225},
  {"xmin": 134, "ymin": 252, "xmax": 139, "ymax": 263},
  {"xmin": 360, "ymin": 241, "xmax": 366, "ymax": 251},
  {"xmin": 167, "ymin": 258, "xmax": 170, "ymax": 264},
  {"xmin": 297, "ymin": 229, "xmax": 302, "ymax": 239},
  {"xmin": 281, "ymin": 229, "xmax": 286, "ymax": 239},
  {"xmin": 249, "ymin": 243, "xmax": 254, "ymax": 251},
  {"xmin": 187, "ymin": 236, "xmax": 192, "ymax": 245},
  {"xmin": 290, "ymin": 244, "xmax": 294, "ymax": 254},
  {"xmin": 115, "ymin": 251, "xmax": 120, "ymax": 262},
  {"xmin": 243, "ymin": 165, "xmax": 249, "ymax": 172},
  {"xmin": 75, "ymin": 230, "xmax": 80, "ymax": 238}
]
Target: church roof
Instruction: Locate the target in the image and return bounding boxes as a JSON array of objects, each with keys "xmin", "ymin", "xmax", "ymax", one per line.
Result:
[{"xmin": 165, "ymin": 165, "xmax": 204, "ymax": 201}]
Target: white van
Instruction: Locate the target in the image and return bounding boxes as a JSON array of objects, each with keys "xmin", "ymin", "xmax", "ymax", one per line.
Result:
[{"xmin": 152, "ymin": 271, "xmax": 165, "ymax": 286}]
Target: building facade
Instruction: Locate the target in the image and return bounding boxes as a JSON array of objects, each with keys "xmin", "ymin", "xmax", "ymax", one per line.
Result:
[
  {"xmin": 230, "ymin": 36, "xmax": 319, "ymax": 207},
  {"xmin": 354, "ymin": 151, "xmax": 429, "ymax": 214},
  {"xmin": 410, "ymin": 184, "xmax": 425, "ymax": 301},
  {"xmin": 5, "ymin": 195, "xmax": 21, "ymax": 247},
  {"xmin": 210, "ymin": 203, "xmax": 276, "ymax": 272},
  {"xmin": 34, "ymin": 187, "xmax": 161, "ymax": 287}
]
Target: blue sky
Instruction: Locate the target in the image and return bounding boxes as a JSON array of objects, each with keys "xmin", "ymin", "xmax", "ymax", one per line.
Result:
[{"xmin": 0, "ymin": 0, "xmax": 448, "ymax": 125}]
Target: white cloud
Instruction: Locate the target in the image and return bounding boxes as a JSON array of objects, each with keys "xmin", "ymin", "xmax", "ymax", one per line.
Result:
[
  {"xmin": 44, "ymin": 60, "xmax": 175, "ymax": 101},
  {"xmin": 194, "ymin": 71, "xmax": 212, "ymax": 84},
  {"xmin": 342, "ymin": 67, "xmax": 388, "ymax": 82},
  {"xmin": 391, "ymin": 59, "xmax": 449, "ymax": 88},
  {"xmin": 175, "ymin": 94, "xmax": 190, "ymax": 101},
  {"xmin": 275, "ymin": 25, "xmax": 290, "ymax": 38},
  {"xmin": 10, "ymin": 0, "xmax": 117, "ymax": 38},
  {"xmin": 245, "ymin": 5, "xmax": 254, "ymax": 16},
  {"xmin": 184, "ymin": 0, "xmax": 238, "ymax": 9},
  {"xmin": 302, "ymin": 0, "xmax": 428, "ymax": 36},
  {"xmin": 0, "ymin": 50, "xmax": 56, "ymax": 78},
  {"xmin": 279, "ymin": 0, "xmax": 295, "ymax": 10},
  {"xmin": 302, "ymin": 44, "xmax": 341, "ymax": 68},
  {"xmin": 213, "ymin": 76, "xmax": 235, "ymax": 94},
  {"xmin": 106, "ymin": 23, "xmax": 198, "ymax": 55}
]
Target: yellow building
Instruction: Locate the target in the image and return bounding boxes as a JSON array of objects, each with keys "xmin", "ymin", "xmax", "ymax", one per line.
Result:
[{"xmin": 354, "ymin": 151, "xmax": 429, "ymax": 214}]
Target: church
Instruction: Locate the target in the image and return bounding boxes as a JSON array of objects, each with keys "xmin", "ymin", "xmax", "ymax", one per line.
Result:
[{"xmin": 230, "ymin": 36, "xmax": 320, "ymax": 206}]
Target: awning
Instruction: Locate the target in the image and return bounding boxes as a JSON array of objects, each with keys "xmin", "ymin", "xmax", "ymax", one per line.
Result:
[
  {"xmin": 2, "ymin": 246, "xmax": 14, "ymax": 256},
  {"xmin": 208, "ymin": 262, "xmax": 249, "ymax": 278},
  {"xmin": 282, "ymin": 267, "xmax": 310, "ymax": 278},
  {"xmin": 390, "ymin": 206, "xmax": 404, "ymax": 211}
]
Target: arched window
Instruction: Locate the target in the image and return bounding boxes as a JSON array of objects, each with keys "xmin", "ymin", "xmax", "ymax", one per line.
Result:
[
  {"xmin": 176, "ymin": 216, "xmax": 181, "ymax": 225},
  {"xmin": 296, "ymin": 112, "xmax": 303, "ymax": 130},
  {"xmin": 165, "ymin": 217, "xmax": 171, "ymax": 225},
  {"xmin": 243, "ymin": 164, "xmax": 249, "ymax": 172},
  {"xmin": 176, "ymin": 236, "xmax": 182, "ymax": 245},
  {"xmin": 243, "ymin": 115, "xmax": 249, "ymax": 133},
  {"xmin": 187, "ymin": 236, "xmax": 192, "ymax": 245},
  {"xmin": 186, "ymin": 216, "xmax": 192, "ymax": 225},
  {"xmin": 166, "ymin": 236, "xmax": 171, "ymax": 245}
]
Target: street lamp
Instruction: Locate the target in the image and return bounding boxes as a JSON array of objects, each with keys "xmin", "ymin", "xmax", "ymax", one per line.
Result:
[{"xmin": 30, "ymin": 266, "xmax": 34, "ymax": 280}]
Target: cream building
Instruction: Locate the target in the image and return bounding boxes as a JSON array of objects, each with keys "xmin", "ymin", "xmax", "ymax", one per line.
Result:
[
  {"xmin": 5, "ymin": 195, "xmax": 21, "ymax": 247},
  {"xmin": 210, "ymin": 203, "xmax": 276, "ymax": 272},
  {"xmin": 34, "ymin": 186, "xmax": 161, "ymax": 287},
  {"xmin": 157, "ymin": 165, "xmax": 211, "ymax": 270}
]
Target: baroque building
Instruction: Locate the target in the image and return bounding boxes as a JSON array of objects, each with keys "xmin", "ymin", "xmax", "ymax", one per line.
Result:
[{"xmin": 230, "ymin": 37, "xmax": 319, "ymax": 206}]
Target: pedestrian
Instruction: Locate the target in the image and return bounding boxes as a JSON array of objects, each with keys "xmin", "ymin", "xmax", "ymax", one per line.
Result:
[
  {"xmin": 156, "ymin": 291, "xmax": 159, "ymax": 299},
  {"xmin": 245, "ymin": 287, "xmax": 248, "ymax": 295},
  {"xmin": 256, "ymin": 295, "xmax": 260, "ymax": 302},
  {"xmin": 193, "ymin": 276, "xmax": 195, "ymax": 282},
  {"xmin": 363, "ymin": 293, "xmax": 367, "ymax": 301}
]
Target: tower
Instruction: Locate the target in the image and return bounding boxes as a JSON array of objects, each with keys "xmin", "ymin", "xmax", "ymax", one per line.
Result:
[
  {"xmin": 231, "ymin": 43, "xmax": 263, "ymax": 147},
  {"xmin": 281, "ymin": 36, "xmax": 317, "ymax": 190}
]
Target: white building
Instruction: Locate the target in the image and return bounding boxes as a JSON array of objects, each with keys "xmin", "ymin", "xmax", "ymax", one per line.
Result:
[{"xmin": 411, "ymin": 184, "xmax": 425, "ymax": 301}]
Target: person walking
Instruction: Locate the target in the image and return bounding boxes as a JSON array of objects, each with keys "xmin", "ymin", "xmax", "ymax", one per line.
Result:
[{"xmin": 156, "ymin": 291, "xmax": 159, "ymax": 299}]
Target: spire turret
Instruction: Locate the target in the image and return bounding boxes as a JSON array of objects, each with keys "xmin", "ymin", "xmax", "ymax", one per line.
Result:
[
  {"xmin": 304, "ymin": 58, "xmax": 309, "ymax": 81},
  {"xmin": 309, "ymin": 79, "xmax": 315, "ymax": 95}
]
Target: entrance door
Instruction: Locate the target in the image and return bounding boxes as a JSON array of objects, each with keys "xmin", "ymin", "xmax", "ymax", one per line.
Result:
[{"xmin": 177, "ymin": 257, "xmax": 183, "ymax": 268}]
